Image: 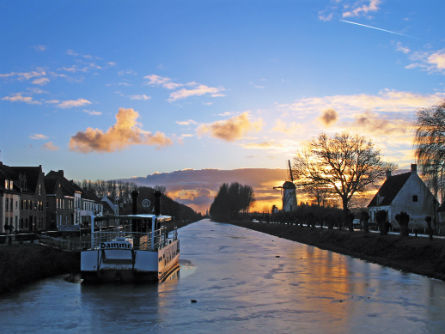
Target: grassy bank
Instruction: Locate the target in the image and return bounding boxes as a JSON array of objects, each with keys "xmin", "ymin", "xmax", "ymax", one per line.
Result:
[
  {"xmin": 0, "ymin": 244, "xmax": 80, "ymax": 294},
  {"xmin": 228, "ymin": 220, "xmax": 445, "ymax": 281}
]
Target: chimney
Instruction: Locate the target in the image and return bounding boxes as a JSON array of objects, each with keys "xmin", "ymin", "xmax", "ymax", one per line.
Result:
[
  {"xmin": 386, "ymin": 170, "xmax": 392, "ymax": 179},
  {"xmin": 58, "ymin": 170, "xmax": 64, "ymax": 177},
  {"xmin": 131, "ymin": 190, "xmax": 138, "ymax": 214},
  {"xmin": 411, "ymin": 164, "xmax": 417, "ymax": 174},
  {"xmin": 154, "ymin": 191, "xmax": 161, "ymax": 216}
]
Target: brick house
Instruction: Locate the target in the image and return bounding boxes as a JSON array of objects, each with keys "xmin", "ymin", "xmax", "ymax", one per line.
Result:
[
  {"xmin": 10, "ymin": 166, "xmax": 46, "ymax": 232},
  {"xmin": 45, "ymin": 170, "xmax": 76, "ymax": 230}
]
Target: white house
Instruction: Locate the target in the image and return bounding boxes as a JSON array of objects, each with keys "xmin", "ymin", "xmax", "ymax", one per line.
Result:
[{"xmin": 368, "ymin": 164, "xmax": 438, "ymax": 230}]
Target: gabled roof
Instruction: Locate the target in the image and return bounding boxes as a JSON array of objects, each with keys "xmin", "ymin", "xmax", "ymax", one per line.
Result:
[
  {"xmin": 0, "ymin": 164, "xmax": 20, "ymax": 193},
  {"xmin": 368, "ymin": 172, "xmax": 411, "ymax": 207},
  {"xmin": 44, "ymin": 177, "xmax": 58, "ymax": 194},
  {"xmin": 101, "ymin": 200, "xmax": 115, "ymax": 213},
  {"xmin": 10, "ymin": 166, "xmax": 42, "ymax": 193},
  {"xmin": 83, "ymin": 189, "xmax": 100, "ymax": 202},
  {"xmin": 45, "ymin": 170, "xmax": 82, "ymax": 197}
]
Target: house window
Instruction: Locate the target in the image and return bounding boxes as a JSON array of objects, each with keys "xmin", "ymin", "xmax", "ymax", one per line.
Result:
[{"xmin": 412, "ymin": 195, "xmax": 418, "ymax": 202}]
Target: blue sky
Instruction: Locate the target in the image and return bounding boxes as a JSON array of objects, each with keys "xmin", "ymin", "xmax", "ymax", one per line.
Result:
[{"xmin": 1, "ymin": 0, "xmax": 444, "ymax": 181}]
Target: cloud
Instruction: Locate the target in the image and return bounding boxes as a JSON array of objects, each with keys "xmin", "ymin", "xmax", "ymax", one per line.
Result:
[
  {"xmin": 33, "ymin": 45, "xmax": 46, "ymax": 52},
  {"xmin": 144, "ymin": 74, "xmax": 182, "ymax": 90},
  {"xmin": 58, "ymin": 98, "xmax": 92, "ymax": 108},
  {"xmin": 241, "ymin": 141, "xmax": 281, "ymax": 150},
  {"xmin": 428, "ymin": 50, "xmax": 445, "ymax": 70},
  {"xmin": 144, "ymin": 74, "xmax": 225, "ymax": 102},
  {"xmin": 319, "ymin": 108, "xmax": 338, "ymax": 126},
  {"xmin": 32, "ymin": 77, "xmax": 50, "ymax": 85},
  {"xmin": 197, "ymin": 112, "xmax": 263, "ymax": 142},
  {"xmin": 403, "ymin": 49, "xmax": 445, "ymax": 74},
  {"xmin": 346, "ymin": 110, "xmax": 413, "ymax": 135},
  {"xmin": 319, "ymin": 0, "xmax": 381, "ymax": 22},
  {"xmin": 318, "ymin": 12, "xmax": 334, "ymax": 22},
  {"xmin": 30, "ymin": 133, "xmax": 48, "ymax": 140},
  {"xmin": 66, "ymin": 49, "xmax": 95, "ymax": 60},
  {"xmin": 280, "ymin": 90, "xmax": 445, "ymax": 115},
  {"xmin": 177, "ymin": 133, "xmax": 194, "ymax": 144},
  {"xmin": 69, "ymin": 108, "xmax": 172, "ymax": 153},
  {"xmin": 45, "ymin": 99, "xmax": 60, "ymax": 104},
  {"xmin": 342, "ymin": 0, "xmax": 381, "ymax": 18},
  {"xmin": 168, "ymin": 84, "xmax": 225, "ymax": 102},
  {"xmin": 43, "ymin": 141, "xmax": 59, "ymax": 151},
  {"xmin": 176, "ymin": 120, "xmax": 197, "ymax": 126},
  {"xmin": 396, "ymin": 42, "xmax": 410, "ymax": 54},
  {"xmin": 272, "ymin": 119, "xmax": 304, "ymax": 134},
  {"xmin": 0, "ymin": 70, "xmax": 46, "ymax": 80},
  {"xmin": 129, "ymin": 94, "xmax": 151, "ymax": 101},
  {"xmin": 1, "ymin": 93, "xmax": 41, "ymax": 104},
  {"xmin": 82, "ymin": 109, "xmax": 102, "ymax": 116}
]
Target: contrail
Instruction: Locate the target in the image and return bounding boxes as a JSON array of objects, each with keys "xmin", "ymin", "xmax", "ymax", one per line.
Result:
[{"xmin": 340, "ymin": 19, "xmax": 408, "ymax": 37}]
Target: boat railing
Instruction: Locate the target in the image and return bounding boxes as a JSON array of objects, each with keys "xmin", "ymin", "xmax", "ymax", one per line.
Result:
[{"xmin": 81, "ymin": 226, "xmax": 178, "ymax": 251}]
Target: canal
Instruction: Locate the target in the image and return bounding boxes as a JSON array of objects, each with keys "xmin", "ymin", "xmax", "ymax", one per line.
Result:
[{"xmin": 1, "ymin": 219, "xmax": 445, "ymax": 333}]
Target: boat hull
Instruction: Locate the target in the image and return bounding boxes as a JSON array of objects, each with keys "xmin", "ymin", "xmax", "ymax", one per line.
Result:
[{"xmin": 81, "ymin": 239, "xmax": 179, "ymax": 283}]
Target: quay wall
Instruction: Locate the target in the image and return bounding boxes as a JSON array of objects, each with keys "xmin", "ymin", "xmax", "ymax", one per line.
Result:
[
  {"xmin": 228, "ymin": 220, "xmax": 445, "ymax": 281},
  {"xmin": 0, "ymin": 244, "xmax": 80, "ymax": 294}
]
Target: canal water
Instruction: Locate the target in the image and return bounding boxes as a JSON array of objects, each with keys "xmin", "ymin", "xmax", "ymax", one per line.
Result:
[{"xmin": 1, "ymin": 219, "xmax": 445, "ymax": 333}]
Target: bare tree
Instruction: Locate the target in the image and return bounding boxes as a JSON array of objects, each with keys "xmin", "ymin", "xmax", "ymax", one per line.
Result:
[
  {"xmin": 154, "ymin": 185, "xmax": 166, "ymax": 194},
  {"xmin": 414, "ymin": 101, "xmax": 445, "ymax": 203},
  {"xmin": 293, "ymin": 133, "xmax": 394, "ymax": 211}
]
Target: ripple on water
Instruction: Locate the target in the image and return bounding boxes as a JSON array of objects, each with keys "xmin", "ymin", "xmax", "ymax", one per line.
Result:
[{"xmin": 0, "ymin": 219, "xmax": 444, "ymax": 334}]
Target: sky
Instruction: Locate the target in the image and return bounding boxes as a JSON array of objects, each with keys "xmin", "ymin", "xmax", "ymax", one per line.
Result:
[{"xmin": 1, "ymin": 0, "xmax": 445, "ymax": 186}]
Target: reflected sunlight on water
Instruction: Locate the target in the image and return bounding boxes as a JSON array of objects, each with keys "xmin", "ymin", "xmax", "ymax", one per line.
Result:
[{"xmin": 0, "ymin": 219, "xmax": 444, "ymax": 333}]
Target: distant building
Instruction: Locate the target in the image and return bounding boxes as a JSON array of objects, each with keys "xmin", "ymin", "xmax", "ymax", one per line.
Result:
[
  {"xmin": 10, "ymin": 166, "xmax": 46, "ymax": 232},
  {"xmin": 81, "ymin": 189, "xmax": 103, "ymax": 226},
  {"xmin": 45, "ymin": 170, "xmax": 77, "ymax": 230},
  {"xmin": 368, "ymin": 164, "xmax": 438, "ymax": 230},
  {"xmin": 0, "ymin": 163, "xmax": 20, "ymax": 233}
]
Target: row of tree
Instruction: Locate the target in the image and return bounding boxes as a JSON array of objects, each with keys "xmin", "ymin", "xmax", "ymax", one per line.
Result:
[
  {"xmin": 209, "ymin": 183, "xmax": 254, "ymax": 221},
  {"xmin": 74, "ymin": 179, "xmax": 138, "ymax": 204}
]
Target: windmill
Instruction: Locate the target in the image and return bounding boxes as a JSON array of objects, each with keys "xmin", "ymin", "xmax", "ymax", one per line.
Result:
[{"xmin": 273, "ymin": 160, "xmax": 297, "ymax": 212}]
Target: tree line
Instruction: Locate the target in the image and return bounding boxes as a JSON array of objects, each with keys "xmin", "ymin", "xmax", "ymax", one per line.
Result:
[{"xmin": 209, "ymin": 183, "xmax": 254, "ymax": 221}]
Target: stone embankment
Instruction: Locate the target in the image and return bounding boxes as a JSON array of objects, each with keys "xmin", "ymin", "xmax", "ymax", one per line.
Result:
[
  {"xmin": 0, "ymin": 244, "xmax": 80, "ymax": 294},
  {"xmin": 228, "ymin": 220, "xmax": 445, "ymax": 281}
]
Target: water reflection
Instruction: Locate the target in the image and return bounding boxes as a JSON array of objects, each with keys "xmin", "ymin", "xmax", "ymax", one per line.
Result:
[{"xmin": 0, "ymin": 219, "xmax": 444, "ymax": 333}]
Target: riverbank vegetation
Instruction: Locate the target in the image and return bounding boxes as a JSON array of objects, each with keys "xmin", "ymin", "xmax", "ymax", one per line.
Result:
[{"xmin": 0, "ymin": 244, "xmax": 79, "ymax": 294}]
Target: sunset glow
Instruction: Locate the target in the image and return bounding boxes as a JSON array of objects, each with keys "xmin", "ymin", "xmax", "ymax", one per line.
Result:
[{"xmin": 1, "ymin": 1, "xmax": 444, "ymax": 211}]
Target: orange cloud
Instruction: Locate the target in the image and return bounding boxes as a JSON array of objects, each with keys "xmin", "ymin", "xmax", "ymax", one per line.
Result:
[
  {"xmin": 69, "ymin": 108, "xmax": 172, "ymax": 153},
  {"xmin": 43, "ymin": 141, "xmax": 59, "ymax": 151},
  {"xmin": 348, "ymin": 110, "xmax": 414, "ymax": 135},
  {"xmin": 319, "ymin": 108, "xmax": 338, "ymax": 126},
  {"xmin": 428, "ymin": 50, "xmax": 445, "ymax": 70},
  {"xmin": 198, "ymin": 112, "xmax": 263, "ymax": 141}
]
